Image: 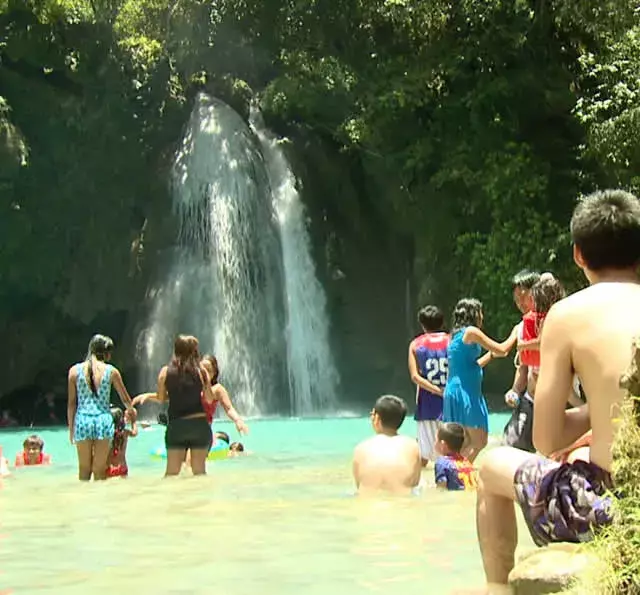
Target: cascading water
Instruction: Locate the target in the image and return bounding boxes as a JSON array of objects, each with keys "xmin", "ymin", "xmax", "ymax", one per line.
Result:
[
  {"xmin": 250, "ymin": 108, "xmax": 339, "ymax": 415},
  {"xmin": 139, "ymin": 93, "xmax": 338, "ymax": 416}
]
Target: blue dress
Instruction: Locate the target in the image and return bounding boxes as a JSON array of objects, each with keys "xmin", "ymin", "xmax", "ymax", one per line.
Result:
[
  {"xmin": 442, "ymin": 328, "xmax": 489, "ymax": 432},
  {"xmin": 74, "ymin": 363, "xmax": 115, "ymax": 442}
]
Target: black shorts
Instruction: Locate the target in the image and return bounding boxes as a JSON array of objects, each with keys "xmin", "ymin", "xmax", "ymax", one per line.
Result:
[{"xmin": 165, "ymin": 416, "xmax": 212, "ymax": 450}]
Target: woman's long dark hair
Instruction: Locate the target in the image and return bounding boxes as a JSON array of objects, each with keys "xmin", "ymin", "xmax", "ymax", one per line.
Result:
[
  {"xmin": 170, "ymin": 335, "xmax": 200, "ymax": 378},
  {"xmin": 85, "ymin": 334, "xmax": 114, "ymax": 394},
  {"xmin": 451, "ymin": 298, "xmax": 483, "ymax": 334},
  {"xmin": 201, "ymin": 354, "xmax": 219, "ymax": 384}
]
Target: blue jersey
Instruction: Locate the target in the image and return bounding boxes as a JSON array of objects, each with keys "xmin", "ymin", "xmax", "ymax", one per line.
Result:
[
  {"xmin": 412, "ymin": 332, "xmax": 449, "ymax": 421},
  {"xmin": 434, "ymin": 454, "xmax": 477, "ymax": 491}
]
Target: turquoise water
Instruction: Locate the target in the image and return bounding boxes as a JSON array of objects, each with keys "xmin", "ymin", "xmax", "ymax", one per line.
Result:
[{"xmin": 0, "ymin": 414, "xmax": 533, "ymax": 594}]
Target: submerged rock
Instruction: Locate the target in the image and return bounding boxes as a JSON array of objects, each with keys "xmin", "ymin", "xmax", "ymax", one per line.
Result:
[{"xmin": 508, "ymin": 544, "xmax": 597, "ymax": 594}]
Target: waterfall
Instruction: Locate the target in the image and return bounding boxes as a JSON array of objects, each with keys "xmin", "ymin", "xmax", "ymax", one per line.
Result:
[
  {"xmin": 139, "ymin": 93, "xmax": 338, "ymax": 416},
  {"xmin": 250, "ymin": 108, "xmax": 339, "ymax": 415}
]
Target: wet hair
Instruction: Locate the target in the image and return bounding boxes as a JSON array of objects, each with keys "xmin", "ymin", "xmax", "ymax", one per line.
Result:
[
  {"xmin": 23, "ymin": 435, "xmax": 44, "ymax": 451},
  {"xmin": 437, "ymin": 422, "xmax": 465, "ymax": 453},
  {"xmin": 451, "ymin": 298, "xmax": 483, "ymax": 334},
  {"xmin": 170, "ymin": 335, "xmax": 200, "ymax": 378},
  {"xmin": 230, "ymin": 442, "xmax": 244, "ymax": 452},
  {"xmin": 531, "ymin": 276, "xmax": 566, "ymax": 315},
  {"xmin": 418, "ymin": 305, "xmax": 445, "ymax": 332},
  {"xmin": 373, "ymin": 395, "xmax": 407, "ymax": 430},
  {"xmin": 570, "ymin": 190, "xmax": 640, "ymax": 272},
  {"xmin": 201, "ymin": 354, "xmax": 219, "ymax": 384},
  {"xmin": 158, "ymin": 412, "xmax": 168, "ymax": 426},
  {"xmin": 215, "ymin": 431, "xmax": 230, "ymax": 444},
  {"xmin": 511, "ymin": 269, "xmax": 541, "ymax": 290},
  {"xmin": 85, "ymin": 334, "xmax": 114, "ymax": 394}
]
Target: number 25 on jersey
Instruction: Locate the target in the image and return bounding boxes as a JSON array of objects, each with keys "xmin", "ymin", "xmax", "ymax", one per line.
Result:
[{"xmin": 425, "ymin": 357, "xmax": 448, "ymax": 385}]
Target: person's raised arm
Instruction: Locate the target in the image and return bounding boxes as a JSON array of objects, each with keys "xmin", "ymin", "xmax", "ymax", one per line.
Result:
[
  {"xmin": 215, "ymin": 384, "xmax": 249, "ymax": 435},
  {"xmin": 111, "ymin": 368, "xmax": 134, "ymax": 411},
  {"xmin": 408, "ymin": 342, "xmax": 443, "ymax": 397},
  {"xmin": 533, "ymin": 304, "xmax": 590, "ymax": 455},
  {"xmin": 67, "ymin": 367, "xmax": 77, "ymax": 445},
  {"xmin": 127, "ymin": 410, "xmax": 139, "ymax": 438},
  {"xmin": 463, "ymin": 326, "xmax": 514, "ymax": 357}
]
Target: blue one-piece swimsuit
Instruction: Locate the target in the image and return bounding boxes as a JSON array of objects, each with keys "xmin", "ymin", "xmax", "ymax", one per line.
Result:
[
  {"xmin": 74, "ymin": 363, "xmax": 115, "ymax": 442},
  {"xmin": 442, "ymin": 328, "xmax": 489, "ymax": 432}
]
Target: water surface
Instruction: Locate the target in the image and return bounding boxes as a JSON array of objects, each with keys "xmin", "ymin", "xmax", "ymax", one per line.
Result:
[{"xmin": 0, "ymin": 415, "xmax": 534, "ymax": 594}]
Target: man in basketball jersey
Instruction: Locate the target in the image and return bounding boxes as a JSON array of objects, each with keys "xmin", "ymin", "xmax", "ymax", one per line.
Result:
[{"xmin": 408, "ymin": 305, "xmax": 449, "ymax": 466}]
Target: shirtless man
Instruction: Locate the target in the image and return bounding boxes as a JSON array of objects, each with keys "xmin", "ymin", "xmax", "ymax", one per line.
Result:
[
  {"xmin": 352, "ymin": 395, "xmax": 421, "ymax": 495},
  {"xmin": 476, "ymin": 189, "xmax": 640, "ymax": 595}
]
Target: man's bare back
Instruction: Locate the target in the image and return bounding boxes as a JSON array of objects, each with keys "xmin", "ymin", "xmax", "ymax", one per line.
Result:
[
  {"xmin": 353, "ymin": 434, "xmax": 421, "ymax": 495},
  {"xmin": 536, "ymin": 280, "xmax": 640, "ymax": 472}
]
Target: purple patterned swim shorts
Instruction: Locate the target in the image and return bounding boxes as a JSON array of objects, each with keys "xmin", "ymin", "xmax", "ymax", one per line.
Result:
[{"xmin": 513, "ymin": 456, "xmax": 614, "ymax": 547}]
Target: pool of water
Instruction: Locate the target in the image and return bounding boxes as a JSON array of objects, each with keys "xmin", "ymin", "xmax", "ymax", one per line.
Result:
[{"xmin": 0, "ymin": 414, "xmax": 533, "ymax": 594}]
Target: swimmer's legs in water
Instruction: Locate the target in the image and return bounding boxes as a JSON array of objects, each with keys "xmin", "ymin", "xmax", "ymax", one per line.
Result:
[
  {"xmin": 165, "ymin": 449, "xmax": 187, "ymax": 476},
  {"xmin": 189, "ymin": 448, "xmax": 208, "ymax": 475},
  {"xmin": 76, "ymin": 441, "xmax": 93, "ymax": 480},
  {"xmin": 464, "ymin": 427, "xmax": 488, "ymax": 463},
  {"xmin": 76, "ymin": 439, "xmax": 110, "ymax": 480}
]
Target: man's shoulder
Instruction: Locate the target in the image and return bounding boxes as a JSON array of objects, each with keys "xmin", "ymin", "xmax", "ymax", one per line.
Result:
[{"xmin": 552, "ymin": 283, "xmax": 640, "ymax": 316}]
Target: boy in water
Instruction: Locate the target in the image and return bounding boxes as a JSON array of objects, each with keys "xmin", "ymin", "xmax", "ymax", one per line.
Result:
[
  {"xmin": 476, "ymin": 189, "xmax": 640, "ymax": 595},
  {"xmin": 434, "ymin": 423, "xmax": 477, "ymax": 491},
  {"xmin": 14, "ymin": 435, "xmax": 52, "ymax": 467},
  {"xmin": 106, "ymin": 408, "xmax": 138, "ymax": 478},
  {"xmin": 352, "ymin": 395, "xmax": 422, "ymax": 494},
  {"xmin": 408, "ymin": 305, "xmax": 450, "ymax": 467}
]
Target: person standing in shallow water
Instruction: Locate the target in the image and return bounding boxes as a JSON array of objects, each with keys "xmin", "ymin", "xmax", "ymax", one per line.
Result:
[
  {"xmin": 138, "ymin": 335, "xmax": 217, "ymax": 476},
  {"xmin": 67, "ymin": 335, "xmax": 136, "ymax": 481},
  {"xmin": 408, "ymin": 305, "xmax": 449, "ymax": 467},
  {"xmin": 443, "ymin": 299, "xmax": 513, "ymax": 462}
]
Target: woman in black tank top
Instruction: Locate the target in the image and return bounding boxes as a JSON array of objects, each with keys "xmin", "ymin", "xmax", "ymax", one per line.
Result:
[{"xmin": 151, "ymin": 335, "xmax": 216, "ymax": 476}]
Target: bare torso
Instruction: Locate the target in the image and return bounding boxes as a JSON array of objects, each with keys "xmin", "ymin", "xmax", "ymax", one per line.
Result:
[
  {"xmin": 560, "ymin": 282, "xmax": 640, "ymax": 472},
  {"xmin": 353, "ymin": 434, "xmax": 421, "ymax": 495}
]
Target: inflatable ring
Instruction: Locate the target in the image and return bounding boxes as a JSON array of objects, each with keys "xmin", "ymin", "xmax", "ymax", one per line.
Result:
[{"xmin": 150, "ymin": 441, "xmax": 229, "ymax": 461}]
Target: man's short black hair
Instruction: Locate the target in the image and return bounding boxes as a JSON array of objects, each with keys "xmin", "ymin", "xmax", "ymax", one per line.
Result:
[
  {"xmin": 511, "ymin": 269, "xmax": 540, "ymax": 290},
  {"xmin": 437, "ymin": 422, "xmax": 465, "ymax": 453},
  {"xmin": 571, "ymin": 189, "xmax": 640, "ymax": 272},
  {"xmin": 418, "ymin": 305, "xmax": 445, "ymax": 332},
  {"xmin": 373, "ymin": 395, "xmax": 407, "ymax": 430}
]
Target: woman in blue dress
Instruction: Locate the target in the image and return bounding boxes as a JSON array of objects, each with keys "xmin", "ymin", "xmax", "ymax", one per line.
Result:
[{"xmin": 443, "ymin": 298, "xmax": 513, "ymax": 462}]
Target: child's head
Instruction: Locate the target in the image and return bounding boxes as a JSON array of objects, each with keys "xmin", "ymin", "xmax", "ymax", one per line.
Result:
[
  {"xmin": 436, "ymin": 423, "xmax": 466, "ymax": 456},
  {"xmin": 451, "ymin": 298, "xmax": 483, "ymax": 333},
  {"xmin": 370, "ymin": 395, "xmax": 407, "ymax": 434},
  {"xmin": 511, "ymin": 269, "xmax": 540, "ymax": 314},
  {"xmin": 111, "ymin": 407, "xmax": 125, "ymax": 430},
  {"xmin": 215, "ymin": 431, "xmax": 230, "ymax": 445},
  {"xmin": 531, "ymin": 276, "xmax": 566, "ymax": 315},
  {"xmin": 23, "ymin": 435, "xmax": 45, "ymax": 462},
  {"xmin": 230, "ymin": 442, "xmax": 244, "ymax": 452},
  {"xmin": 418, "ymin": 305, "xmax": 445, "ymax": 333}
]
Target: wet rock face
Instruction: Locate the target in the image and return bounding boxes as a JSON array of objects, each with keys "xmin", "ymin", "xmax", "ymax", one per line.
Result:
[{"xmin": 508, "ymin": 544, "xmax": 597, "ymax": 595}]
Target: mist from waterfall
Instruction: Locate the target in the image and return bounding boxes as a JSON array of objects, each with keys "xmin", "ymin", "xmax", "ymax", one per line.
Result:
[{"xmin": 139, "ymin": 93, "xmax": 338, "ymax": 416}]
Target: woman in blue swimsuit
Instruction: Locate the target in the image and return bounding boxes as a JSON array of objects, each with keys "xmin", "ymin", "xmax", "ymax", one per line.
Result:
[
  {"xmin": 443, "ymin": 299, "xmax": 513, "ymax": 462},
  {"xmin": 67, "ymin": 335, "xmax": 136, "ymax": 480}
]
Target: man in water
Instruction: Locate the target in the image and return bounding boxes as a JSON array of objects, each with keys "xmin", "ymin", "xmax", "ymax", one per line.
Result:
[
  {"xmin": 352, "ymin": 395, "xmax": 421, "ymax": 494},
  {"xmin": 476, "ymin": 189, "xmax": 640, "ymax": 595},
  {"xmin": 408, "ymin": 305, "xmax": 449, "ymax": 466}
]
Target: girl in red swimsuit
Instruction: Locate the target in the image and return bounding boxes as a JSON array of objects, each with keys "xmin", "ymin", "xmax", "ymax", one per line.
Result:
[{"xmin": 106, "ymin": 408, "xmax": 138, "ymax": 478}]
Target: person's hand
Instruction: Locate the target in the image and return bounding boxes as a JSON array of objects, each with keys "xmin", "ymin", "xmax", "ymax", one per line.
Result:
[
  {"xmin": 504, "ymin": 390, "xmax": 520, "ymax": 408},
  {"xmin": 125, "ymin": 407, "xmax": 137, "ymax": 422},
  {"xmin": 69, "ymin": 428, "xmax": 75, "ymax": 445},
  {"xmin": 235, "ymin": 419, "xmax": 249, "ymax": 435}
]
